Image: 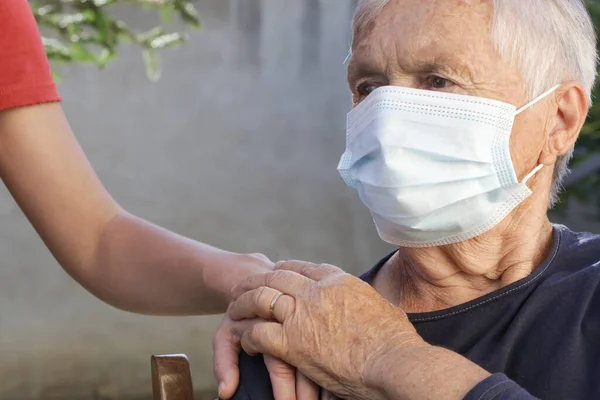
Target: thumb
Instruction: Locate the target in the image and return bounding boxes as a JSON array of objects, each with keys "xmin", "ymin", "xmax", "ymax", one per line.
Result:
[{"xmin": 213, "ymin": 317, "xmax": 244, "ymax": 399}]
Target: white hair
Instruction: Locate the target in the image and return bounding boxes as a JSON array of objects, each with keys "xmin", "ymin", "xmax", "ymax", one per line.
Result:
[{"xmin": 351, "ymin": 0, "xmax": 598, "ymax": 207}]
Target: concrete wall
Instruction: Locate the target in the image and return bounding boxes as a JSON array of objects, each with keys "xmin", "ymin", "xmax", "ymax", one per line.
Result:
[{"xmin": 0, "ymin": 1, "xmax": 597, "ymax": 399}]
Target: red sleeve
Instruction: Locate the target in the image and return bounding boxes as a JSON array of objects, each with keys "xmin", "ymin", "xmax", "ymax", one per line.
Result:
[{"xmin": 0, "ymin": 0, "xmax": 61, "ymax": 111}]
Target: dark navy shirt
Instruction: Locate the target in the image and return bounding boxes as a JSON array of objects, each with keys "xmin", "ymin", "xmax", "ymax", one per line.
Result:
[{"xmin": 231, "ymin": 225, "xmax": 600, "ymax": 400}]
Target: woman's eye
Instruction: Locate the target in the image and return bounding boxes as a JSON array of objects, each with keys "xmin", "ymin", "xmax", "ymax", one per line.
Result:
[{"xmin": 426, "ymin": 76, "xmax": 452, "ymax": 89}]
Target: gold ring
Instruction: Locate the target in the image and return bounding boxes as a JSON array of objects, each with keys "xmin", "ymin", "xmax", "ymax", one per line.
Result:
[{"xmin": 269, "ymin": 291, "xmax": 283, "ymax": 318}]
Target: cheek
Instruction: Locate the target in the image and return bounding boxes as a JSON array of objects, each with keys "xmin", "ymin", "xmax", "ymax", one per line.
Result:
[{"xmin": 509, "ymin": 117, "xmax": 547, "ymax": 179}]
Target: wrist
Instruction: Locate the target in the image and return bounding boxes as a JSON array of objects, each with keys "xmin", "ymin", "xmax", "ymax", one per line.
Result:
[
  {"xmin": 363, "ymin": 338, "xmax": 429, "ymax": 398},
  {"xmin": 214, "ymin": 252, "xmax": 274, "ymax": 303},
  {"xmin": 365, "ymin": 343, "xmax": 490, "ymax": 400}
]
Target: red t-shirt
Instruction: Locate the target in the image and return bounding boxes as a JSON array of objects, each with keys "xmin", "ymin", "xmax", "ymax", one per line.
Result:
[{"xmin": 0, "ymin": 0, "xmax": 61, "ymax": 111}]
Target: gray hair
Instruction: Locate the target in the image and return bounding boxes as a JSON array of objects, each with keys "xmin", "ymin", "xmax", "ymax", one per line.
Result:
[{"xmin": 351, "ymin": 0, "xmax": 598, "ymax": 207}]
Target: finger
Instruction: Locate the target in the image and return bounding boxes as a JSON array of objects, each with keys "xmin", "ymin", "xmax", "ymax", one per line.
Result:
[
  {"xmin": 296, "ymin": 372, "xmax": 320, "ymax": 400},
  {"xmin": 320, "ymin": 389, "xmax": 338, "ymax": 400},
  {"xmin": 275, "ymin": 261, "xmax": 342, "ymax": 281},
  {"xmin": 236, "ymin": 320, "xmax": 287, "ymax": 361},
  {"xmin": 231, "ymin": 270, "xmax": 312, "ymax": 300},
  {"xmin": 264, "ymin": 355, "xmax": 297, "ymax": 400},
  {"xmin": 228, "ymin": 287, "xmax": 295, "ymax": 323},
  {"xmin": 213, "ymin": 317, "xmax": 244, "ymax": 399}
]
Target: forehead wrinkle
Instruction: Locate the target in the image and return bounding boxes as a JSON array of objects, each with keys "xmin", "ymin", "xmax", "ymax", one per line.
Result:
[
  {"xmin": 349, "ymin": 30, "xmax": 390, "ymax": 80},
  {"xmin": 352, "ymin": 0, "xmax": 494, "ymax": 85},
  {"xmin": 350, "ymin": 42, "xmax": 478, "ymax": 86}
]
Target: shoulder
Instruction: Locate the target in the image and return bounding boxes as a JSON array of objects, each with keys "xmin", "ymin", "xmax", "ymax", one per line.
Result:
[
  {"xmin": 359, "ymin": 250, "xmax": 397, "ymax": 284},
  {"xmin": 0, "ymin": 0, "xmax": 60, "ymax": 111},
  {"xmin": 535, "ymin": 225, "xmax": 600, "ymax": 321},
  {"xmin": 551, "ymin": 224, "xmax": 600, "ymax": 273}
]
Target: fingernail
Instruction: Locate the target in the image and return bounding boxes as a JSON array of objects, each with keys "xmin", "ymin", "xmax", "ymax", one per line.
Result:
[{"xmin": 218, "ymin": 382, "xmax": 225, "ymax": 396}]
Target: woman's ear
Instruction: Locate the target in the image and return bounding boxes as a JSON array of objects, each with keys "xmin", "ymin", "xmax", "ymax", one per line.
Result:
[{"xmin": 539, "ymin": 81, "xmax": 588, "ymax": 165}]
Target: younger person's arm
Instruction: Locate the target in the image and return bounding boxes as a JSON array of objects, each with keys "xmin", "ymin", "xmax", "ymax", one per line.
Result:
[{"xmin": 0, "ymin": 0, "xmax": 272, "ymax": 316}]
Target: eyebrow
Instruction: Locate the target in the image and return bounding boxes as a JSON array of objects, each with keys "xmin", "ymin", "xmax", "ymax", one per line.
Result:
[
  {"xmin": 415, "ymin": 59, "xmax": 475, "ymax": 83},
  {"xmin": 346, "ymin": 59, "xmax": 385, "ymax": 82},
  {"xmin": 411, "ymin": 61, "xmax": 449, "ymax": 74},
  {"xmin": 347, "ymin": 55, "xmax": 472, "ymax": 83}
]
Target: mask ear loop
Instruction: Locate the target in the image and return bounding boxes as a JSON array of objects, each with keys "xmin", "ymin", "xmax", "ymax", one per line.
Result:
[
  {"xmin": 515, "ymin": 84, "xmax": 560, "ymax": 185},
  {"xmin": 522, "ymin": 164, "xmax": 544, "ymax": 184},
  {"xmin": 515, "ymin": 84, "xmax": 561, "ymax": 115}
]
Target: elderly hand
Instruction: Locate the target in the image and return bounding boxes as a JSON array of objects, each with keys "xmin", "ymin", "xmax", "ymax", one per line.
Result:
[
  {"xmin": 223, "ymin": 260, "xmax": 426, "ymax": 400},
  {"xmin": 214, "ymin": 311, "xmax": 322, "ymax": 400}
]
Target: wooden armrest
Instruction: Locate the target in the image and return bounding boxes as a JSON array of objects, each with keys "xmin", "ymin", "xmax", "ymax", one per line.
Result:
[{"xmin": 151, "ymin": 354, "xmax": 195, "ymax": 400}]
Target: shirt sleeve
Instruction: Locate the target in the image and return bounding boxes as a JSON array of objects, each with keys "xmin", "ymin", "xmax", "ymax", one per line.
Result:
[
  {"xmin": 464, "ymin": 374, "xmax": 540, "ymax": 400},
  {"xmin": 0, "ymin": 0, "xmax": 61, "ymax": 111}
]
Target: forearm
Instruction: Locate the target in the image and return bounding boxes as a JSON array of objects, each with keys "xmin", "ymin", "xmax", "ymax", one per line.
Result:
[
  {"xmin": 367, "ymin": 345, "xmax": 491, "ymax": 400},
  {"xmin": 80, "ymin": 210, "xmax": 273, "ymax": 315},
  {"xmin": 0, "ymin": 103, "xmax": 272, "ymax": 316}
]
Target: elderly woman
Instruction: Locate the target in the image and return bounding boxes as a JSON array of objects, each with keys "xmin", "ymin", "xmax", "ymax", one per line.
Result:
[{"xmin": 213, "ymin": 0, "xmax": 600, "ymax": 399}]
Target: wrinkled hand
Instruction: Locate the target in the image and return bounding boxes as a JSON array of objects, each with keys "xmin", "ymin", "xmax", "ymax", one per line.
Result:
[
  {"xmin": 226, "ymin": 261, "xmax": 426, "ymax": 400},
  {"xmin": 213, "ymin": 312, "xmax": 323, "ymax": 400}
]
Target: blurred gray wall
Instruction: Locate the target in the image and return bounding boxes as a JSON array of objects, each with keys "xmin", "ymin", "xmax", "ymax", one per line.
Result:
[{"xmin": 0, "ymin": 1, "xmax": 598, "ymax": 398}]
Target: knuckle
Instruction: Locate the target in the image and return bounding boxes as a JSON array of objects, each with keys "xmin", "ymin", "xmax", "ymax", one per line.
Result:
[
  {"xmin": 229, "ymin": 283, "xmax": 239, "ymax": 300},
  {"xmin": 314, "ymin": 264, "xmax": 330, "ymax": 275},
  {"xmin": 300, "ymin": 263, "xmax": 313, "ymax": 275},
  {"xmin": 247, "ymin": 325, "xmax": 261, "ymax": 345},
  {"xmin": 320, "ymin": 262, "xmax": 340, "ymax": 271},
  {"xmin": 283, "ymin": 295, "xmax": 297, "ymax": 316},
  {"xmin": 254, "ymin": 286, "xmax": 269, "ymax": 304},
  {"xmin": 266, "ymin": 270, "xmax": 285, "ymax": 286}
]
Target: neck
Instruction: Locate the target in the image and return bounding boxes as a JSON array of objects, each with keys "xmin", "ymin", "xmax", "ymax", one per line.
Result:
[{"xmin": 374, "ymin": 189, "xmax": 554, "ymax": 313}]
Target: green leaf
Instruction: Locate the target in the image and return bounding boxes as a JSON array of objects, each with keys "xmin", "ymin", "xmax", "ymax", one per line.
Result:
[
  {"xmin": 97, "ymin": 48, "xmax": 112, "ymax": 68},
  {"xmin": 175, "ymin": 2, "xmax": 201, "ymax": 29},
  {"xmin": 137, "ymin": 26, "xmax": 166, "ymax": 45},
  {"xmin": 38, "ymin": 0, "xmax": 198, "ymax": 82},
  {"xmin": 143, "ymin": 49, "xmax": 161, "ymax": 81},
  {"xmin": 149, "ymin": 32, "xmax": 186, "ymax": 49},
  {"xmin": 70, "ymin": 42, "xmax": 96, "ymax": 63},
  {"xmin": 159, "ymin": 5, "xmax": 174, "ymax": 24}
]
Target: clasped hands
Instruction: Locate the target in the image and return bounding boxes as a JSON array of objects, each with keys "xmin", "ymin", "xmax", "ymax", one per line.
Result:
[{"xmin": 213, "ymin": 260, "xmax": 429, "ymax": 400}]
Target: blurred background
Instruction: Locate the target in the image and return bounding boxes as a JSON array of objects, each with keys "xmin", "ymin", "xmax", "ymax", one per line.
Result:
[{"xmin": 1, "ymin": 0, "xmax": 599, "ymax": 399}]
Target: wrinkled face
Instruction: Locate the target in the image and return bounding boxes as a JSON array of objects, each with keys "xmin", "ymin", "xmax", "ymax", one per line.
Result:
[{"xmin": 348, "ymin": 0, "xmax": 553, "ymax": 182}]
